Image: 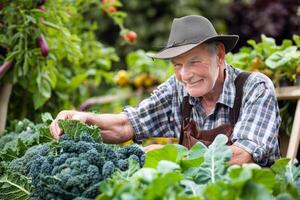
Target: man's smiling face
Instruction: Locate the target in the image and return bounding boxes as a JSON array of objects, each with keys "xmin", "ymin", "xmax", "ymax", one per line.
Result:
[{"xmin": 171, "ymin": 43, "xmax": 221, "ymax": 97}]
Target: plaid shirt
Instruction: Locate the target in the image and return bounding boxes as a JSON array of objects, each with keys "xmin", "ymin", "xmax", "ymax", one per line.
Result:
[{"xmin": 123, "ymin": 65, "xmax": 281, "ymax": 166}]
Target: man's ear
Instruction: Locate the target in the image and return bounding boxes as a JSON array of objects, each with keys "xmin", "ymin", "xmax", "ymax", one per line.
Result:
[{"xmin": 217, "ymin": 43, "xmax": 225, "ymax": 64}]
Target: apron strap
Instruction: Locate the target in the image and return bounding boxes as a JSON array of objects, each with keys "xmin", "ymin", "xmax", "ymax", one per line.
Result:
[
  {"xmin": 229, "ymin": 72, "xmax": 251, "ymax": 125},
  {"xmin": 179, "ymin": 95, "xmax": 193, "ymax": 144},
  {"xmin": 182, "ymin": 96, "xmax": 192, "ymax": 121}
]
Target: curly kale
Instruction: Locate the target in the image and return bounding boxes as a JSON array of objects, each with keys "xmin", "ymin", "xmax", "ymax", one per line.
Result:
[
  {"xmin": 7, "ymin": 144, "xmax": 50, "ymax": 175},
  {"xmin": 117, "ymin": 144, "xmax": 145, "ymax": 167},
  {"xmin": 102, "ymin": 161, "xmax": 115, "ymax": 179},
  {"xmin": 10, "ymin": 131, "xmax": 145, "ymax": 199},
  {"xmin": 117, "ymin": 159, "xmax": 129, "ymax": 171}
]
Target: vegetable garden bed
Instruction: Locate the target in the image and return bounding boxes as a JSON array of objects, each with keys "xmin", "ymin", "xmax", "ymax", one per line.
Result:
[{"xmin": 0, "ymin": 115, "xmax": 300, "ymax": 200}]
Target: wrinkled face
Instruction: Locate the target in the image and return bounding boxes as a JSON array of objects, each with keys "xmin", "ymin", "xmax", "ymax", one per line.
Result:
[{"xmin": 171, "ymin": 43, "xmax": 222, "ymax": 97}]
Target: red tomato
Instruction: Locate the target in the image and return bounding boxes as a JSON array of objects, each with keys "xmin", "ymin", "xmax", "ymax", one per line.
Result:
[{"xmin": 122, "ymin": 31, "xmax": 138, "ymax": 43}]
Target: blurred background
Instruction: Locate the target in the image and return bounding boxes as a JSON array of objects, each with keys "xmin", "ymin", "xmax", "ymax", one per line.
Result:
[{"xmin": 0, "ymin": 0, "xmax": 300, "ymax": 151}]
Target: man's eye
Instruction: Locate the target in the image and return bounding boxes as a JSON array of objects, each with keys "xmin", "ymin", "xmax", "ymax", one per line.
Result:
[{"xmin": 174, "ymin": 64, "xmax": 182, "ymax": 68}]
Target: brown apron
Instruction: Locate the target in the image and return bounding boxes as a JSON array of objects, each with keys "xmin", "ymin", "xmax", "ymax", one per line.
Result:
[{"xmin": 179, "ymin": 72, "xmax": 250, "ymax": 149}]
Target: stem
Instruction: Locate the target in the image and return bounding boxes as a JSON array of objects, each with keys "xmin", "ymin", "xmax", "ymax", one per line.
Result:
[
  {"xmin": 211, "ymin": 149, "xmax": 215, "ymax": 183},
  {"xmin": 0, "ymin": 83, "xmax": 13, "ymax": 134}
]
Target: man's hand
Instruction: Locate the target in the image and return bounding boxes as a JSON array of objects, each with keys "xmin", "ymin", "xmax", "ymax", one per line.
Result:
[
  {"xmin": 228, "ymin": 145, "xmax": 254, "ymax": 165},
  {"xmin": 50, "ymin": 110, "xmax": 90, "ymax": 140},
  {"xmin": 143, "ymin": 144, "xmax": 164, "ymax": 152},
  {"xmin": 50, "ymin": 111, "xmax": 134, "ymax": 144}
]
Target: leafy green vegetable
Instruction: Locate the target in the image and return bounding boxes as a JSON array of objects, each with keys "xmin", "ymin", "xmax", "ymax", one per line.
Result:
[
  {"xmin": 1, "ymin": 118, "xmax": 145, "ymax": 199},
  {"xmin": 0, "ymin": 172, "xmax": 31, "ymax": 200},
  {"xmin": 193, "ymin": 134, "xmax": 232, "ymax": 184},
  {"xmin": 1, "ymin": 119, "xmax": 300, "ymax": 199},
  {"xmin": 144, "ymin": 144, "xmax": 187, "ymax": 168},
  {"xmin": 58, "ymin": 119, "xmax": 102, "ymax": 143},
  {"xmin": 0, "ymin": 117, "xmax": 53, "ymax": 162},
  {"xmin": 226, "ymin": 34, "xmax": 300, "ymax": 84}
]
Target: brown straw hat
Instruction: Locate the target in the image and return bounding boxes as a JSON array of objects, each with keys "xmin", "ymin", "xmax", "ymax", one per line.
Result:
[{"xmin": 149, "ymin": 15, "xmax": 239, "ymax": 59}]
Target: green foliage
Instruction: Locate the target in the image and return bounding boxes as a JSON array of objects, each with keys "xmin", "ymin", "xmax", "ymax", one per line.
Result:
[
  {"xmin": 0, "ymin": 172, "xmax": 31, "ymax": 200},
  {"xmin": 1, "ymin": 0, "xmax": 124, "ymax": 121},
  {"xmin": 193, "ymin": 135, "xmax": 232, "ymax": 184},
  {"xmin": 0, "ymin": 118, "xmax": 145, "ymax": 199},
  {"xmin": 144, "ymin": 144, "xmax": 187, "ymax": 168},
  {"xmin": 0, "ymin": 116, "xmax": 53, "ymax": 162},
  {"xmin": 226, "ymin": 34, "xmax": 300, "ymax": 85},
  {"xmin": 126, "ymin": 49, "xmax": 173, "ymax": 82},
  {"xmin": 97, "ymin": 162, "xmax": 199, "ymax": 200},
  {"xmin": 97, "ymin": 135, "xmax": 300, "ymax": 200}
]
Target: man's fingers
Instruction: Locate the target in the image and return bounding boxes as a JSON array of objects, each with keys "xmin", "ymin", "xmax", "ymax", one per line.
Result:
[
  {"xmin": 49, "ymin": 111, "xmax": 71, "ymax": 139},
  {"xmin": 72, "ymin": 113, "xmax": 87, "ymax": 122},
  {"xmin": 50, "ymin": 120, "xmax": 62, "ymax": 140},
  {"xmin": 49, "ymin": 110, "xmax": 88, "ymax": 140}
]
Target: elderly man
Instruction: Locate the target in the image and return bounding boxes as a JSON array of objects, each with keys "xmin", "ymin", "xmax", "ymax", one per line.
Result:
[{"xmin": 50, "ymin": 15, "xmax": 280, "ymax": 166}]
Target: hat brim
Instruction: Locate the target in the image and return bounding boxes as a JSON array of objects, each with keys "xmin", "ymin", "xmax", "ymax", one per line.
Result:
[{"xmin": 148, "ymin": 35, "xmax": 239, "ymax": 59}]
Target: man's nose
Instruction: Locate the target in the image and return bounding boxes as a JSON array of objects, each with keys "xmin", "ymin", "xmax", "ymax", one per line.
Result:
[{"xmin": 180, "ymin": 65, "xmax": 193, "ymax": 81}]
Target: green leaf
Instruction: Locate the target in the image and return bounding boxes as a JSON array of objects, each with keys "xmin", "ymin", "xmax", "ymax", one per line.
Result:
[
  {"xmin": 194, "ymin": 134, "xmax": 232, "ymax": 184},
  {"xmin": 285, "ymin": 163, "xmax": 300, "ymax": 184},
  {"xmin": 0, "ymin": 118, "xmax": 54, "ymax": 162},
  {"xmin": 181, "ymin": 142, "xmax": 205, "ymax": 171},
  {"xmin": 271, "ymin": 158, "xmax": 290, "ymax": 175},
  {"xmin": 131, "ymin": 168, "xmax": 158, "ymax": 183},
  {"xmin": 266, "ymin": 47, "xmax": 299, "ymax": 69},
  {"xmin": 188, "ymin": 142, "xmax": 207, "ymax": 159},
  {"xmin": 228, "ymin": 165, "xmax": 252, "ymax": 187},
  {"xmin": 276, "ymin": 193, "xmax": 295, "ymax": 200},
  {"xmin": 96, "ymin": 59, "xmax": 111, "ymax": 70},
  {"xmin": 120, "ymin": 158, "xmax": 141, "ymax": 179},
  {"xmin": 33, "ymin": 73, "xmax": 52, "ymax": 109},
  {"xmin": 42, "ymin": 20, "xmax": 61, "ymax": 30},
  {"xmin": 180, "ymin": 180, "xmax": 203, "ymax": 196},
  {"xmin": 33, "ymin": 91, "xmax": 49, "ymax": 109},
  {"xmin": 240, "ymin": 182, "xmax": 273, "ymax": 200},
  {"xmin": 47, "ymin": 62, "xmax": 58, "ymax": 88},
  {"xmin": 157, "ymin": 160, "xmax": 181, "ymax": 173},
  {"xmin": 204, "ymin": 180, "xmax": 238, "ymax": 200},
  {"xmin": 37, "ymin": 73, "xmax": 52, "ymax": 98},
  {"xmin": 251, "ymin": 168, "xmax": 276, "ymax": 190},
  {"xmin": 144, "ymin": 171, "xmax": 183, "ymax": 200},
  {"xmin": 280, "ymin": 39, "xmax": 293, "ymax": 50},
  {"xmin": 293, "ymin": 35, "xmax": 300, "ymax": 47},
  {"xmin": 69, "ymin": 74, "xmax": 88, "ymax": 91},
  {"xmin": 0, "ymin": 147, "xmax": 20, "ymax": 162},
  {"xmin": 0, "ymin": 173, "xmax": 31, "ymax": 200},
  {"xmin": 0, "ymin": 139, "xmax": 27, "ymax": 162},
  {"xmin": 41, "ymin": 112, "xmax": 53, "ymax": 124},
  {"xmin": 144, "ymin": 144, "xmax": 187, "ymax": 168},
  {"xmin": 58, "ymin": 120, "xmax": 102, "ymax": 142},
  {"xmin": 25, "ymin": 15, "xmax": 37, "ymax": 24}
]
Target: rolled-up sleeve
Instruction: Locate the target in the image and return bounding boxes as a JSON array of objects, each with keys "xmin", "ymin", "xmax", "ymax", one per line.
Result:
[
  {"xmin": 232, "ymin": 73, "xmax": 281, "ymax": 166},
  {"xmin": 123, "ymin": 76, "xmax": 178, "ymax": 143}
]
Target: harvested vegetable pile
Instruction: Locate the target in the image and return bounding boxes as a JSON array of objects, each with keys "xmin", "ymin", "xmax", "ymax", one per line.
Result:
[{"xmin": 0, "ymin": 116, "xmax": 145, "ymax": 200}]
